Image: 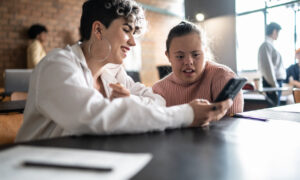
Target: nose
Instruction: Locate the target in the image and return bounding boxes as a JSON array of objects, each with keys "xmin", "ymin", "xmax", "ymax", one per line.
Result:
[
  {"xmin": 128, "ymin": 34, "xmax": 136, "ymax": 47},
  {"xmin": 184, "ymin": 55, "xmax": 193, "ymax": 65}
]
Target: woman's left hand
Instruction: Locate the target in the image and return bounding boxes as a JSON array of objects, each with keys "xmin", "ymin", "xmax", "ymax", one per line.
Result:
[{"xmin": 109, "ymin": 83, "xmax": 130, "ymax": 101}]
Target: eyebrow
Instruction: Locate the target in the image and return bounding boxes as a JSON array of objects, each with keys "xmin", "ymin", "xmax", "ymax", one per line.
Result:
[
  {"xmin": 191, "ymin": 50, "xmax": 202, "ymax": 53},
  {"xmin": 174, "ymin": 51, "xmax": 185, "ymax": 54},
  {"xmin": 123, "ymin": 23, "xmax": 133, "ymax": 31},
  {"xmin": 174, "ymin": 50, "xmax": 201, "ymax": 53}
]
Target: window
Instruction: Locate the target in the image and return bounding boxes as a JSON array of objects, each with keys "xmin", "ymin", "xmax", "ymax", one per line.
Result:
[
  {"xmin": 236, "ymin": 0, "xmax": 300, "ymax": 72},
  {"xmin": 266, "ymin": 0, "xmax": 296, "ymax": 6},
  {"xmin": 236, "ymin": 12, "xmax": 264, "ymax": 71},
  {"xmin": 235, "ymin": 0, "xmax": 265, "ymax": 14},
  {"xmin": 267, "ymin": 6, "xmax": 295, "ymax": 67}
]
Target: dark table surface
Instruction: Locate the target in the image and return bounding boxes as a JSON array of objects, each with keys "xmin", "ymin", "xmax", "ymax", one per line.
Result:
[
  {"xmin": 2, "ymin": 115, "xmax": 300, "ymax": 180},
  {"xmin": 0, "ymin": 100, "xmax": 26, "ymax": 113}
]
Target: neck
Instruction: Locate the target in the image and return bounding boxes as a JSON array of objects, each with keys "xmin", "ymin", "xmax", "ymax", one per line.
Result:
[{"xmin": 81, "ymin": 42, "xmax": 107, "ymax": 79}]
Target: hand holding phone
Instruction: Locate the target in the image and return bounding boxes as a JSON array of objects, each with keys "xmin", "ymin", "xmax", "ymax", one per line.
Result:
[{"xmin": 214, "ymin": 77, "xmax": 247, "ymax": 102}]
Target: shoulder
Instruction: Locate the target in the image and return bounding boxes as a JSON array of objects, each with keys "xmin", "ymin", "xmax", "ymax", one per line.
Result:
[
  {"xmin": 287, "ymin": 64, "xmax": 299, "ymax": 71},
  {"xmin": 36, "ymin": 45, "xmax": 81, "ymax": 74},
  {"xmin": 28, "ymin": 40, "xmax": 41, "ymax": 50},
  {"xmin": 259, "ymin": 41, "xmax": 273, "ymax": 52},
  {"xmin": 206, "ymin": 61, "xmax": 235, "ymax": 77},
  {"xmin": 152, "ymin": 74, "xmax": 173, "ymax": 93},
  {"xmin": 44, "ymin": 45, "xmax": 76, "ymax": 63}
]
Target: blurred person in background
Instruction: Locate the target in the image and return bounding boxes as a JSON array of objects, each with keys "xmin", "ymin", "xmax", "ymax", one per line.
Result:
[
  {"xmin": 258, "ymin": 22, "xmax": 286, "ymax": 107},
  {"xmin": 27, "ymin": 24, "xmax": 48, "ymax": 69},
  {"xmin": 286, "ymin": 48, "xmax": 300, "ymax": 88}
]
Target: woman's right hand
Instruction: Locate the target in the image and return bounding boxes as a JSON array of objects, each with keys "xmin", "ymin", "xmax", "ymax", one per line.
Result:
[
  {"xmin": 189, "ymin": 99, "xmax": 233, "ymax": 127},
  {"xmin": 109, "ymin": 83, "xmax": 130, "ymax": 101}
]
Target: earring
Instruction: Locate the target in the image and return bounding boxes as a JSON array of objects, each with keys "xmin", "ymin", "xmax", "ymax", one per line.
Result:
[
  {"xmin": 88, "ymin": 37, "xmax": 111, "ymax": 62},
  {"xmin": 98, "ymin": 37, "xmax": 111, "ymax": 61},
  {"xmin": 88, "ymin": 40, "xmax": 95, "ymax": 56},
  {"xmin": 88, "ymin": 38, "xmax": 95, "ymax": 56}
]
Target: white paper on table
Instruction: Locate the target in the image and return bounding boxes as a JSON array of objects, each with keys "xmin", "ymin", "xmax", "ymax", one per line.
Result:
[
  {"xmin": 0, "ymin": 145, "xmax": 152, "ymax": 180},
  {"xmin": 271, "ymin": 104, "xmax": 300, "ymax": 113}
]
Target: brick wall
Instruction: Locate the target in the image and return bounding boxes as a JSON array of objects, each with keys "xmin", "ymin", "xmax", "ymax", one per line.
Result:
[
  {"xmin": 0, "ymin": 0, "xmax": 85, "ymax": 86},
  {"xmin": 139, "ymin": 0, "xmax": 183, "ymax": 86},
  {"xmin": 0, "ymin": 0, "xmax": 183, "ymax": 87}
]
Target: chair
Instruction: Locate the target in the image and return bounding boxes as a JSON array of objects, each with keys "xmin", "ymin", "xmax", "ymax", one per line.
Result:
[
  {"xmin": 242, "ymin": 82, "xmax": 255, "ymax": 90},
  {"xmin": 0, "ymin": 113, "xmax": 23, "ymax": 145},
  {"xmin": 2, "ymin": 69, "xmax": 32, "ymax": 98},
  {"xmin": 293, "ymin": 88, "xmax": 300, "ymax": 103},
  {"xmin": 157, "ymin": 65, "xmax": 172, "ymax": 79},
  {"xmin": 126, "ymin": 71, "xmax": 141, "ymax": 82}
]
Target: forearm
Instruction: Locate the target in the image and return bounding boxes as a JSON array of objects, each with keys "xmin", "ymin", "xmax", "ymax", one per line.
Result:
[{"xmin": 292, "ymin": 80, "xmax": 300, "ymax": 88}]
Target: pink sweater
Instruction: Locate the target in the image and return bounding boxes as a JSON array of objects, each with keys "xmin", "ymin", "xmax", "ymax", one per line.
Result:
[{"xmin": 152, "ymin": 61, "xmax": 244, "ymax": 115}]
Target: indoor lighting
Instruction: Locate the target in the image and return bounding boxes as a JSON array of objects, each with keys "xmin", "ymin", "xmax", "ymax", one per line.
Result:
[{"xmin": 195, "ymin": 13, "xmax": 205, "ymax": 22}]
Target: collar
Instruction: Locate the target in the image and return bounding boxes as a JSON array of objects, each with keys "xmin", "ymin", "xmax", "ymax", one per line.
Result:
[
  {"xmin": 266, "ymin": 36, "xmax": 274, "ymax": 45},
  {"xmin": 69, "ymin": 42, "xmax": 90, "ymax": 71}
]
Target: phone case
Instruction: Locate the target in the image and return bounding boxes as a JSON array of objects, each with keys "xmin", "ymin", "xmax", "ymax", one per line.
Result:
[{"xmin": 214, "ymin": 77, "xmax": 247, "ymax": 102}]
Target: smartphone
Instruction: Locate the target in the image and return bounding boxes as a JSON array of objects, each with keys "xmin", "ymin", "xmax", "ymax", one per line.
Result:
[{"xmin": 214, "ymin": 77, "xmax": 247, "ymax": 102}]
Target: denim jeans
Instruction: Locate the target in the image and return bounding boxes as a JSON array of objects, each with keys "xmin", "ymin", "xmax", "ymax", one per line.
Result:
[{"xmin": 262, "ymin": 77, "xmax": 284, "ymax": 107}]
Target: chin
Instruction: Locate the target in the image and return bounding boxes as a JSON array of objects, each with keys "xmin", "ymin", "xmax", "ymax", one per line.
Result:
[{"xmin": 111, "ymin": 58, "xmax": 123, "ymax": 64}]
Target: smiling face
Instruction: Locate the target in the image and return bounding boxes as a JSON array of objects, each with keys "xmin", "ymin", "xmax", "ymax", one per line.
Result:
[
  {"xmin": 167, "ymin": 32, "xmax": 206, "ymax": 84},
  {"xmin": 102, "ymin": 17, "xmax": 137, "ymax": 64}
]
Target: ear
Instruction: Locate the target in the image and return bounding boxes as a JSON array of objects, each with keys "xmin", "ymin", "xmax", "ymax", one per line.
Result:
[
  {"xmin": 36, "ymin": 33, "xmax": 42, "ymax": 40},
  {"xmin": 165, "ymin": 51, "xmax": 171, "ymax": 63},
  {"xmin": 91, "ymin": 21, "xmax": 105, "ymax": 40}
]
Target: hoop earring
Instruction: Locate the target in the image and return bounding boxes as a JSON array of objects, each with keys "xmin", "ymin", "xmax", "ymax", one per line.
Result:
[
  {"xmin": 88, "ymin": 37, "xmax": 112, "ymax": 62},
  {"xmin": 88, "ymin": 38, "xmax": 95, "ymax": 56}
]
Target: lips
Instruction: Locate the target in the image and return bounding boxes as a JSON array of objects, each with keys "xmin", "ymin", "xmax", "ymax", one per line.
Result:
[
  {"xmin": 182, "ymin": 68, "xmax": 196, "ymax": 77},
  {"xmin": 183, "ymin": 69, "xmax": 195, "ymax": 73},
  {"xmin": 121, "ymin": 46, "xmax": 130, "ymax": 53},
  {"xmin": 120, "ymin": 46, "xmax": 130, "ymax": 58}
]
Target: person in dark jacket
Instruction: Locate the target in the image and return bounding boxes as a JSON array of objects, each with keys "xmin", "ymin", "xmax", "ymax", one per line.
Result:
[{"xmin": 286, "ymin": 48, "xmax": 300, "ymax": 88}]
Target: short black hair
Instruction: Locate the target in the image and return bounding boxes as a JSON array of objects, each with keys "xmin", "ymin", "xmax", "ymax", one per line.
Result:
[
  {"xmin": 166, "ymin": 21, "xmax": 201, "ymax": 53},
  {"xmin": 266, "ymin": 22, "xmax": 281, "ymax": 36},
  {"xmin": 79, "ymin": 0, "xmax": 146, "ymax": 41},
  {"xmin": 28, "ymin": 24, "xmax": 48, "ymax": 39}
]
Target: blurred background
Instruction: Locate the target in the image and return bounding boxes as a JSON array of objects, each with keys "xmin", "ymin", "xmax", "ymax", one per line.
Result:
[{"xmin": 0, "ymin": 0, "xmax": 299, "ymax": 86}]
